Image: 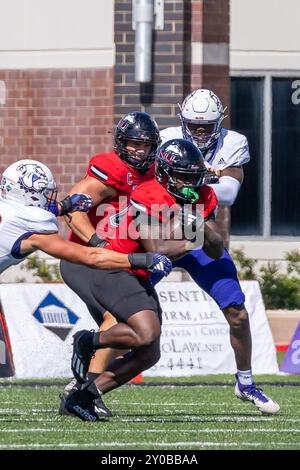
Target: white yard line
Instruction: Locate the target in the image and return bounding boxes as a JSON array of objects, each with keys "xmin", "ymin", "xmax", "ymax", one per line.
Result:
[
  {"xmin": 1, "ymin": 415, "xmax": 300, "ymax": 424},
  {"xmin": 0, "ymin": 441, "xmax": 299, "ymax": 449},
  {"xmin": 0, "ymin": 428, "xmax": 300, "ymax": 434}
]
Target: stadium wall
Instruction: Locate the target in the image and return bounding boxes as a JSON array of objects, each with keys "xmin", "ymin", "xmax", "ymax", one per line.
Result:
[
  {"xmin": 0, "ymin": 0, "xmax": 230, "ymax": 196},
  {"xmin": 0, "ymin": 0, "xmax": 115, "ymax": 196}
]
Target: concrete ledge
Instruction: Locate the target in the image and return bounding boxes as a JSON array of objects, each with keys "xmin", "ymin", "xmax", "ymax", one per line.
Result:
[
  {"xmin": 230, "ymin": 240, "xmax": 300, "ymax": 261},
  {"xmin": 267, "ymin": 310, "xmax": 300, "ymax": 344}
]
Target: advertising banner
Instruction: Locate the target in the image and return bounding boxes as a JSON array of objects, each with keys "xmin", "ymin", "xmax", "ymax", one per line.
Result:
[{"xmin": 0, "ymin": 280, "xmax": 278, "ymax": 378}]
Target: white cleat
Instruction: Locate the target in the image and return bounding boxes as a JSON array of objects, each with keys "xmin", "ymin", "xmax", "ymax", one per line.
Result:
[{"xmin": 235, "ymin": 382, "xmax": 280, "ymax": 415}]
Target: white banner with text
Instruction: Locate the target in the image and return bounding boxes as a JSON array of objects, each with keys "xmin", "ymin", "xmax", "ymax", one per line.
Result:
[{"xmin": 0, "ymin": 280, "xmax": 278, "ymax": 378}]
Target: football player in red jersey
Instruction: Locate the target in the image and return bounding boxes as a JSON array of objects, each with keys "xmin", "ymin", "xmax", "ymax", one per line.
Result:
[
  {"xmin": 59, "ymin": 111, "xmax": 163, "ymax": 416},
  {"xmin": 65, "ymin": 111, "xmax": 160, "ymax": 248},
  {"xmin": 64, "ymin": 139, "xmax": 224, "ymax": 422}
]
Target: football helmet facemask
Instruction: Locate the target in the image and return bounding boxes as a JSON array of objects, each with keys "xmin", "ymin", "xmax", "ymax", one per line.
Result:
[
  {"xmin": 179, "ymin": 89, "xmax": 226, "ymax": 151},
  {"xmin": 155, "ymin": 138, "xmax": 207, "ymax": 204}
]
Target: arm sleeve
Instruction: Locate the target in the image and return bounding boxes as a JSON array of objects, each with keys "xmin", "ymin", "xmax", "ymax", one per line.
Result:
[{"xmin": 208, "ymin": 176, "xmax": 241, "ymax": 206}]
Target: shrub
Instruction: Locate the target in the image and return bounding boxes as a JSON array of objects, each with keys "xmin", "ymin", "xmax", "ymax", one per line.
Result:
[
  {"xmin": 230, "ymin": 248, "xmax": 300, "ymax": 310},
  {"xmin": 21, "ymin": 255, "xmax": 62, "ymax": 283},
  {"xmin": 230, "ymin": 248, "xmax": 257, "ymax": 280}
]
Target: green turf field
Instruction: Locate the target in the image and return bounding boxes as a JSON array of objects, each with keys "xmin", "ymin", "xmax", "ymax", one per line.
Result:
[{"xmin": 0, "ymin": 375, "xmax": 299, "ymax": 450}]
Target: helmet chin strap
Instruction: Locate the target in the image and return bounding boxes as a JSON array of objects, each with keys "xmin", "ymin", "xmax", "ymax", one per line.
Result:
[{"xmin": 180, "ymin": 187, "xmax": 199, "ymax": 203}]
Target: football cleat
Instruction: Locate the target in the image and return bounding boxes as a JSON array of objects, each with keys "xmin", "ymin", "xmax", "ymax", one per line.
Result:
[
  {"xmin": 59, "ymin": 378, "xmax": 113, "ymax": 418},
  {"xmin": 94, "ymin": 395, "xmax": 113, "ymax": 418},
  {"xmin": 235, "ymin": 375, "xmax": 280, "ymax": 415},
  {"xmin": 71, "ymin": 330, "xmax": 95, "ymax": 383},
  {"xmin": 58, "ymin": 378, "xmax": 79, "ymax": 416},
  {"xmin": 65, "ymin": 389, "xmax": 99, "ymax": 423}
]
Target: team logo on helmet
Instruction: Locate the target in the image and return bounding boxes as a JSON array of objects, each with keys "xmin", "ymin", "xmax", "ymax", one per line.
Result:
[
  {"xmin": 209, "ymin": 90, "xmax": 223, "ymax": 113},
  {"xmin": 16, "ymin": 162, "xmax": 49, "ymax": 192}
]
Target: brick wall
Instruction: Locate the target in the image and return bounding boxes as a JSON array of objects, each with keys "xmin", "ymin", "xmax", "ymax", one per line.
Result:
[
  {"xmin": 114, "ymin": 0, "xmax": 193, "ymax": 128},
  {"xmin": 0, "ymin": 2, "xmax": 231, "ymax": 192},
  {"xmin": 0, "ymin": 69, "xmax": 114, "ymax": 196},
  {"xmin": 114, "ymin": 0, "xmax": 230, "ymax": 129},
  {"xmin": 0, "ymin": 1, "xmax": 230, "ymax": 236},
  {"xmin": 192, "ymin": 0, "xmax": 230, "ymax": 117}
]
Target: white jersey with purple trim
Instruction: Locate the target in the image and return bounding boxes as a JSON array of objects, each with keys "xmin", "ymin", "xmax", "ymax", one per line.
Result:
[
  {"xmin": 160, "ymin": 126, "xmax": 250, "ymax": 170},
  {"xmin": 0, "ymin": 198, "xmax": 58, "ymax": 274}
]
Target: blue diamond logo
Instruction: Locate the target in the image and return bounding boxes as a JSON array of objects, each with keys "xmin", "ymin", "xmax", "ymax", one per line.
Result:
[{"xmin": 33, "ymin": 292, "xmax": 79, "ymax": 340}]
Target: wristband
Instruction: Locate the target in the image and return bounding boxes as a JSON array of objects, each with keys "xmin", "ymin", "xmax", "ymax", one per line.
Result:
[
  {"xmin": 128, "ymin": 253, "xmax": 154, "ymax": 269},
  {"xmin": 59, "ymin": 196, "xmax": 73, "ymax": 216},
  {"xmin": 88, "ymin": 233, "xmax": 108, "ymax": 248}
]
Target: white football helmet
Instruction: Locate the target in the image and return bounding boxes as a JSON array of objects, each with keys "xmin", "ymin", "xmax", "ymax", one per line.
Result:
[
  {"xmin": 179, "ymin": 89, "xmax": 226, "ymax": 150},
  {"xmin": 0, "ymin": 159, "xmax": 57, "ymax": 210}
]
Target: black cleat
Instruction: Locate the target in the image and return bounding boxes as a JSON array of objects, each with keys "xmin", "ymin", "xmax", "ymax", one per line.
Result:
[
  {"xmin": 71, "ymin": 330, "xmax": 95, "ymax": 383},
  {"xmin": 58, "ymin": 378, "xmax": 78, "ymax": 416},
  {"xmin": 65, "ymin": 389, "xmax": 99, "ymax": 423},
  {"xmin": 94, "ymin": 395, "xmax": 113, "ymax": 418}
]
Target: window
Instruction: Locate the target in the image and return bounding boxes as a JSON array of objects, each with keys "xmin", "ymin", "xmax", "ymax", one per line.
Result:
[
  {"xmin": 230, "ymin": 75, "xmax": 300, "ymax": 237},
  {"xmin": 230, "ymin": 77, "xmax": 264, "ymax": 235},
  {"xmin": 272, "ymin": 78, "xmax": 300, "ymax": 235}
]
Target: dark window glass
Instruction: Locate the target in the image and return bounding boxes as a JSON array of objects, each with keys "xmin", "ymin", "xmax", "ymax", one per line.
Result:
[
  {"xmin": 230, "ymin": 78, "xmax": 264, "ymax": 235},
  {"xmin": 272, "ymin": 78, "xmax": 300, "ymax": 235}
]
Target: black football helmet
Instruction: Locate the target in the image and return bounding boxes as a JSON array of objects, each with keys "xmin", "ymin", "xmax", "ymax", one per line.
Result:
[
  {"xmin": 155, "ymin": 138, "xmax": 207, "ymax": 204},
  {"xmin": 114, "ymin": 112, "xmax": 161, "ymax": 173}
]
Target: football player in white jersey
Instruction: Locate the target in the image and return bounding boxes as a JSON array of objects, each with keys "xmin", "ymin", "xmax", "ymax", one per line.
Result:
[
  {"xmin": 0, "ymin": 159, "xmax": 172, "ymax": 276},
  {"xmin": 161, "ymin": 88, "xmax": 249, "ymax": 205},
  {"xmin": 159, "ymin": 89, "xmax": 280, "ymax": 415}
]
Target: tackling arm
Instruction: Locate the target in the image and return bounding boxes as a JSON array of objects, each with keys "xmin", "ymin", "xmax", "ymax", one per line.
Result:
[{"xmin": 20, "ymin": 233, "xmax": 131, "ymax": 269}]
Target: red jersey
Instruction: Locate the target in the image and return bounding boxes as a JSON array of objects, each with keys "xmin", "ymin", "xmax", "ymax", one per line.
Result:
[
  {"xmin": 69, "ymin": 151, "xmax": 153, "ymax": 245},
  {"xmin": 106, "ymin": 178, "xmax": 218, "ymax": 278}
]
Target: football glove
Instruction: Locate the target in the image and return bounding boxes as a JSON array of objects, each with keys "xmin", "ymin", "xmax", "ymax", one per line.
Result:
[
  {"xmin": 48, "ymin": 193, "xmax": 92, "ymax": 216},
  {"xmin": 150, "ymin": 253, "xmax": 172, "ymax": 277},
  {"xmin": 60, "ymin": 193, "xmax": 92, "ymax": 215}
]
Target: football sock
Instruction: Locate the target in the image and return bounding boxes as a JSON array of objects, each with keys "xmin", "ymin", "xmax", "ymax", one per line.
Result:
[
  {"xmin": 86, "ymin": 372, "xmax": 100, "ymax": 382},
  {"xmin": 92, "ymin": 331, "xmax": 102, "ymax": 349},
  {"xmin": 237, "ymin": 369, "xmax": 253, "ymax": 386},
  {"xmin": 83, "ymin": 380, "xmax": 102, "ymax": 398}
]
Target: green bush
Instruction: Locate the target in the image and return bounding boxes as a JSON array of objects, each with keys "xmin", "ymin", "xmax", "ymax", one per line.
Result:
[
  {"xmin": 230, "ymin": 248, "xmax": 300, "ymax": 310},
  {"xmin": 20, "ymin": 249, "xmax": 300, "ymax": 310},
  {"xmin": 21, "ymin": 255, "xmax": 62, "ymax": 283},
  {"xmin": 230, "ymin": 247, "xmax": 257, "ymax": 280}
]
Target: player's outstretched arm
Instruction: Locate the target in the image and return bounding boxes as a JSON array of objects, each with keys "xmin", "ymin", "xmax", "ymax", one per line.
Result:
[
  {"xmin": 20, "ymin": 233, "xmax": 131, "ymax": 269},
  {"xmin": 20, "ymin": 233, "xmax": 172, "ymax": 272}
]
